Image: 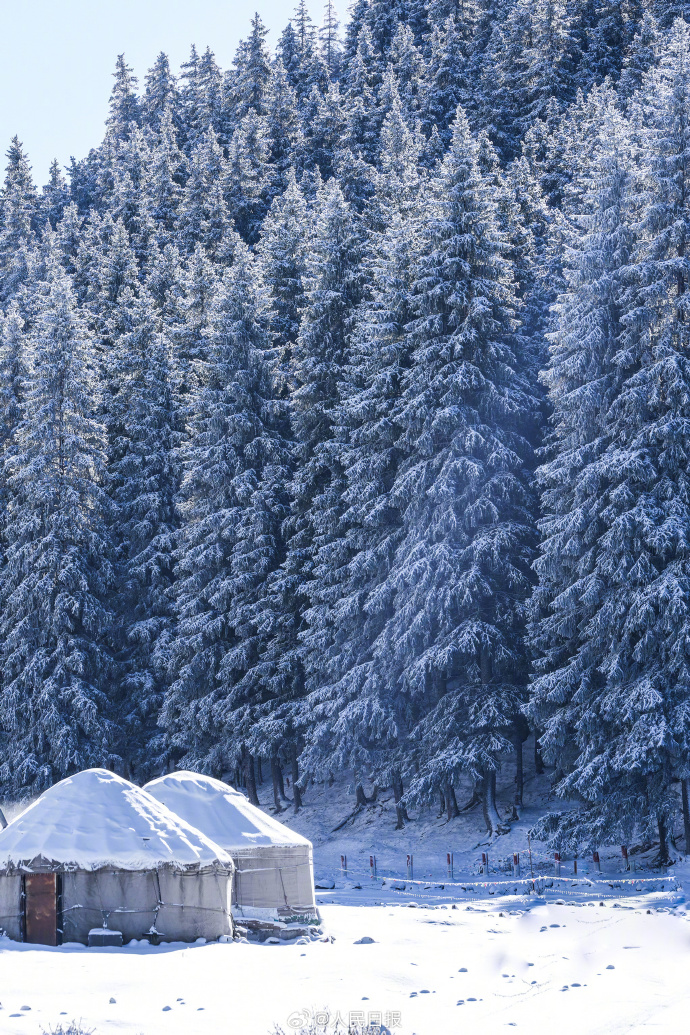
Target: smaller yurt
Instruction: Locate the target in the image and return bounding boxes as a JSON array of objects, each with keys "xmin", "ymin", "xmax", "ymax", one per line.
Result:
[
  {"xmin": 0, "ymin": 769, "xmax": 234, "ymax": 945},
  {"xmin": 145, "ymin": 772, "xmax": 317, "ymax": 923}
]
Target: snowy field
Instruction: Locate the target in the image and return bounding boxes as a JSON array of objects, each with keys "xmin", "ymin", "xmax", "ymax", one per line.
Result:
[
  {"xmin": 2, "ymin": 762, "xmax": 689, "ymax": 1034},
  {"xmin": 1, "ymin": 886, "xmax": 689, "ymax": 1035}
]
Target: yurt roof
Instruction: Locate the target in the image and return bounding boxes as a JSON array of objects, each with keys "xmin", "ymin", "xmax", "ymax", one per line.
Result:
[
  {"xmin": 0, "ymin": 769, "xmax": 234, "ymax": 872},
  {"xmin": 144, "ymin": 771, "xmax": 312, "ymax": 850}
]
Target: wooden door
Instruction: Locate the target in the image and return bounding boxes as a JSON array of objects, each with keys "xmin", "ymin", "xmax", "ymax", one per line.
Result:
[{"xmin": 24, "ymin": 873, "xmax": 57, "ymax": 945}]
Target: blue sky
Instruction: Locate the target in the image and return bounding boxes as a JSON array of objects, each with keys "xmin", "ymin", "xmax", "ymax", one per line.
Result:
[{"xmin": 0, "ymin": 0, "xmax": 345, "ymax": 184}]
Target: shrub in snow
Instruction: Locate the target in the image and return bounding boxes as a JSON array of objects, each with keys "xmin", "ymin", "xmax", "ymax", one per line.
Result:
[{"xmin": 41, "ymin": 1024, "xmax": 94, "ymax": 1035}]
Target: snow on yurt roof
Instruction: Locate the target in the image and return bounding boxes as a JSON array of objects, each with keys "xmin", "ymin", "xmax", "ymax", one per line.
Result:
[
  {"xmin": 144, "ymin": 771, "xmax": 312, "ymax": 850},
  {"xmin": 0, "ymin": 768, "xmax": 234, "ymax": 872}
]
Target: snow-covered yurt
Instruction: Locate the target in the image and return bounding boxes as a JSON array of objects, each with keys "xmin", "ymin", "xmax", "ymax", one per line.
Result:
[
  {"xmin": 145, "ymin": 772, "xmax": 317, "ymax": 923},
  {"xmin": 0, "ymin": 769, "xmax": 234, "ymax": 945}
]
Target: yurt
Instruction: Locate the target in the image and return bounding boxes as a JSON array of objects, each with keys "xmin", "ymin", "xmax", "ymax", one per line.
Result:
[
  {"xmin": 145, "ymin": 772, "xmax": 317, "ymax": 923},
  {"xmin": 0, "ymin": 769, "xmax": 234, "ymax": 946}
]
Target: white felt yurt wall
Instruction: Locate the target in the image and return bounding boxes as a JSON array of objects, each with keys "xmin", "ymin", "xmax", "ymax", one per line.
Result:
[
  {"xmin": 0, "ymin": 769, "xmax": 235, "ymax": 945},
  {"xmin": 145, "ymin": 771, "xmax": 317, "ymax": 922}
]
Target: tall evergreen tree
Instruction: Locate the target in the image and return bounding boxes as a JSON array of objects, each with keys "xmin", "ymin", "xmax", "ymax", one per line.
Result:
[
  {"xmin": 375, "ymin": 111, "xmax": 537, "ymax": 832},
  {"xmin": 0, "ymin": 244, "xmax": 117, "ymax": 793}
]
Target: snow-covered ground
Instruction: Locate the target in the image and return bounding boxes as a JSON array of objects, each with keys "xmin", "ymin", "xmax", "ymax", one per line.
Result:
[
  {"xmin": 1, "ymin": 890, "xmax": 690, "ymax": 1034},
  {"xmin": 2, "ymin": 752, "xmax": 689, "ymax": 1034}
]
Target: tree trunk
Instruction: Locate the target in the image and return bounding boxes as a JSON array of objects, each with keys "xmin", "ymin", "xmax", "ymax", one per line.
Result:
[
  {"xmin": 512, "ymin": 735, "xmax": 524, "ymax": 820},
  {"xmin": 271, "ymin": 756, "xmax": 284, "ymax": 813},
  {"xmin": 291, "ymin": 745, "xmax": 303, "ymax": 812},
  {"xmin": 682, "ymin": 780, "xmax": 690, "ymax": 852},
  {"xmin": 658, "ymin": 814, "xmax": 670, "ymax": 866},
  {"xmin": 243, "ymin": 749, "xmax": 260, "ymax": 807},
  {"xmin": 460, "ymin": 781, "xmax": 482, "ymax": 811},
  {"xmin": 355, "ymin": 782, "xmax": 368, "ymax": 807},
  {"xmin": 257, "ymin": 757, "xmax": 263, "ymax": 785},
  {"xmin": 445, "ymin": 782, "xmax": 460, "ymax": 821},
  {"xmin": 391, "ymin": 770, "xmax": 409, "ymax": 829},
  {"xmin": 534, "ymin": 731, "xmax": 545, "ymax": 775},
  {"xmin": 0, "ymin": 807, "xmax": 7, "ymax": 830},
  {"xmin": 275, "ymin": 759, "xmax": 290, "ymax": 802},
  {"xmin": 481, "ymin": 768, "xmax": 504, "ymax": 836},
  {"xmin": 438, "ymin": 788, "xmax": 446, "ymax": 818}
]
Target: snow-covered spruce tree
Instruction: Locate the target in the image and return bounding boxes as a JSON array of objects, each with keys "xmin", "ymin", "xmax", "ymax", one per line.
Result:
[
  {"xmin": 528, "ymin": 102, "xmax": 636, "ymax": 851},
  {"xmin": 298, "ymin": 101, "xmax": 424, "ymax": 826},
  {"xmin": 161, "ymin": 242, "xmax": 287, "ymax": 778},
  {"xmin": 0, "ymin": 243, "xmax": 117, "ymax": 794},
  {"xmin": 0, "ymin": 304, "xmax": 27, "ymax": 561},
  {"xmin": 142, "ymin": 108, "xmax": 187, "ymax": 253},
  {"xmin": 106, "ymin": 54, "xmax": 141, "ymax": 142},
  {"xmin": 224, "ymin": 112, "xmax": 274, "ymax": 245},
  {"xmin": 228, "ymin": 13, "xmax": 273, "ymax": 122},
  {"xmin": 104, "ymin": 286, "xmax": 179, "ymax": 780},
  {"xmin": 377, "ymin": 109, "xmax": 537, "ymax": 834},
  {"xmin": 0, "ymin": 137, "xmax": 37, "ymax": 306},
  {"xmin": 178, "ymin": 128, "xmax": 232, "ymax": 260},
  {"xmin": 257, "ymin": 168, "xmax": 309, "ymax": 377},
  {"xmin": 532, "ymin": 24, "xmax": 690, "ymax": 862},
  {"xmin": 142, "ymin": 51, "xmax": 179, "ymax": 132},
  {"xmin": 272, "ymin": 178, "xmax": 365, "ymax": 798}
]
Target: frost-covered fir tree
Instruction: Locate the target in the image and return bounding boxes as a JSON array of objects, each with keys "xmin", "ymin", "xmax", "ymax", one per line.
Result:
[
  {"xmin": 0, "ymin": 243, "xmax": 117, "ymax": 793},
  {"xmin": 298, "ymin": 99, "xmax": 424, "ymax": 824},
  {"xmin": 531, "ymin": 24, "xmax": 690, "ymax": 860},
  {"xmin": 161, "ymin": 242, "xmax": 287, "ymax": 777},
  {"xmin": 377, "ymin": 110, "xmax": 537, "ymax": 833},
  {"xmin": 104, "ymin": 286, "xmax": 179, "ymax": 779},
  {"xmin": 0, "ymin": 304, "xmax": 26, "ymax": 560},
  {"xmin": 0, "ymin": 138, "xmax": 37, "ymax": 305}
]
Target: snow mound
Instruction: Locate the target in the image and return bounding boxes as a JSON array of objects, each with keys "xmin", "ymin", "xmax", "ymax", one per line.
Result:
[
  {"xmin": 0, "ymin": 769, "xmax": 234, "ymax": 871},
  {"xmin": 144, "ymin": 771, "xmax": 312, "ymax": 850}
]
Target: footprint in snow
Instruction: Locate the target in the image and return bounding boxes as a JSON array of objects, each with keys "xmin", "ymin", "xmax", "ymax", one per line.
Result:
[
  {"xmin": 162, "ymin": 1005, "xmax": 172, "ymax": 1011},
  {"xmin": 606, "ymin": 965, "xmax": 615, "ymax": 970}
]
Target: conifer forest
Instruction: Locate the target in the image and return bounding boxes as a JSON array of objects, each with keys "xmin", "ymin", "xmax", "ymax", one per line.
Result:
[{"xmin": 3, "ymin": 0, "xmax": 690, "ymax": 860}]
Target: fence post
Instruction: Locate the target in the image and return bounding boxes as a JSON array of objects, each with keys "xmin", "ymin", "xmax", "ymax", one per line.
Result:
[
  {"xmin": 593, "ymin": 850, "xmax": 601, "ymax": 873},
  {"xmin": 554, "ymin": 851, "xmax": 561, "ymax": 877},
  {"xmin": 621, "ymin": 845, "xmax": 629, "ymax": 871},
  {"xmin": 513, "ymin": 852, "xmax": 520, "ymax": 878},
  {"xmin": 370, "ymin": 855, "xmax": 377, "ymax": 880},
  {"xmin": 447, "ymin": 852, "xmax": 454, "ymax": 880},
  {"xmin": 341, "ymin": 854, "xmax": 347, "ymax": 879},
  {"xmin": 406, "ymin": 854, "xmax": 413, "ymax": 880}
]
